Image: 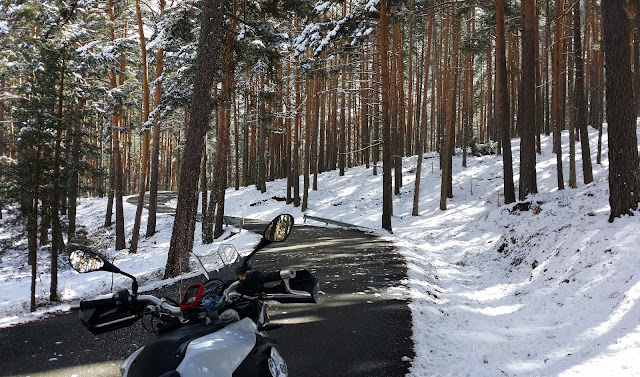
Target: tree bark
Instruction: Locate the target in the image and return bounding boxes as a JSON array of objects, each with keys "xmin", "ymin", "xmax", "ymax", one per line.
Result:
[
  {"xmin": 286, "ymin": 59, "xmax": 293, "ymax": 203},
  {"xmin": 293, "ymin": 61, "xmax": 301, "ymax": 207},
  {"xmin": 50, "ymin": 56, "xmax": 67, "ymax": 301},
  {"xmin": 130, "ymin": 0, "xmax": 152, "ymax": 254},
  {"xmin": 574, "ymin": 0, "xmax": 593, "ymax": 184},
  {"xmin": 393, "ymin": 21, "xmax": 405, "ymax": 194},
  {"xmin": 496, "ymin": 0, "xmax": 516, "ymax": 204},
  {"xmin": 68, "ymin": 99, "xmax": 85, "ymax": 236},
  {"xmin": 108, "ymin": 0, "xmax": 126, "ymax": 250},
  {"xmin": 519, "ymin": 0, "xmax": 538, "ymax": 200},
  {"xmin": 602, "ymin": 0, "xmax": 640, "ymax": 221},
  {"xmin": 29, "ymin": 145, "xmax": 41, "ymax": 312},
  {"xmin": 380, "ymin": 0, "xmax": 393, "ymax": 232},
  {"xmin": 105, "ymin": 141, "xmax": 114, "ymax": 227},
  {"xmin": 213, "ymin": 0, "xmax": 238, "ymax": 239},
  {"xmin": 164, "ymin": 0, "xmax": 224, "ymax": 278},
  {"xmin": 146, "ymin": 0, "xmax": 166, "ymax": 238},
  {"xmin": 552, "ymin": 0, "xmax": 565, "ymax": 191},
  {"xmin": 440, "ymin": 8, "xmax": 459, "ymax": 210},
  {"xmin": 412, "ymin": 6, "xmax": 433, "ymax": 216},
  {"xmin": 303, "ymin": 75, "xmax": 312, "ymax": 211}
]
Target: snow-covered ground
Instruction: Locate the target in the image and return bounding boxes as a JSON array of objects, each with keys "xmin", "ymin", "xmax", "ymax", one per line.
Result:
[{"xmin": 1, "ymin": 126, "xmax": 639, "ymax": 376}]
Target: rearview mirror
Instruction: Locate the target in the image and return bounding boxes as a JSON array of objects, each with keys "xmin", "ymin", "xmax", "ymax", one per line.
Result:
[
  {"xmin": 69, "ymin": 250, "xmax": 106, "ymax": 273},
  {"xmin": 69, "ymin": 250, "xmax": 120, "ymax": 274},
  {"xmin": 263, "ymin": 214, "xmax": 294, "ymax": 242}
]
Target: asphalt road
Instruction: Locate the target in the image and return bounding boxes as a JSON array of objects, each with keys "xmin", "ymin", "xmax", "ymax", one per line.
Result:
[{"xmin": 0, "ymin": 215, "xmax": 413, "ymax": 376}]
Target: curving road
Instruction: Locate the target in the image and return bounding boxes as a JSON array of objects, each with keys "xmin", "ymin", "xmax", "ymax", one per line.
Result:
[{"xmin": 0, "ymin": 196, "xmax": 413, "ymax": 377}]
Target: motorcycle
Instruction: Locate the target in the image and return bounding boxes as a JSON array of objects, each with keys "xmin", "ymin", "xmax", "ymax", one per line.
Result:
[{"xmin": 68, "ymin": 214, "xmax": 319, "ymax": 377}]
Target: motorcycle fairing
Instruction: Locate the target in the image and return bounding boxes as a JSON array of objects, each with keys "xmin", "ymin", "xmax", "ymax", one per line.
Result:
[
  {"xmin": 232, "ymin": 334, "xmax": 285, "ymax": 377},
  {"xmin": 121, "ymin": 346, "xmax": 144, "ymax": 377},
  {"xmin": 176, "ymin": 318, "xmax": 258, "ymax": 377},
  {"xmin": 124, "ymin": 323, "xmax": 224, "ymax": 377}
]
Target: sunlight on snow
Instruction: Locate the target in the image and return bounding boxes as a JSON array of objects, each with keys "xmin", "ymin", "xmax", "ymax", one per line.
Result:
[
  {"xmin": 457, "ymin": 282, "xmax": 527, "ymax": 302},
  {"xmin": 579, "ymin": 279, "xmax": 640, "ymax": 340}
]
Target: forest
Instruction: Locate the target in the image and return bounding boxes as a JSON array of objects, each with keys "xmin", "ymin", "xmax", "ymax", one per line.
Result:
[{"xmin": 0, "ymin": 0, "xmax": 639, "ymax": 314}]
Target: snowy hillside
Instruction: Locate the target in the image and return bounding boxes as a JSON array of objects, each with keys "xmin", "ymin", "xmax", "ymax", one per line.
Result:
[{"xmin": 1, "ymin": 126, "xmax": 639, "ymax": 376}]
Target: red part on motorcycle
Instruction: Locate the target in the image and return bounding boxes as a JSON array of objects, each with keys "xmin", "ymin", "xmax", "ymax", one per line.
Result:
[{"xmin": 179, "ymin": 283, "xmax": 205, "ymax": 311}]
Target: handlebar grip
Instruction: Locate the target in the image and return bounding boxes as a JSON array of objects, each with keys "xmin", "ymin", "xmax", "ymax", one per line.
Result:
[
  {"xmin": 242, "ymin": 269, "xmax": 297, "ymax": 294},
  {"xmin": 260, "ymin": 269, "xmax": 296, "ymax": 284},
  {"xmin": 257, "ymin": 271, "xmax": 285, "ymax": 285},
  {"xmin": 79, "ymin": 297, "xmax": 115, "ymax": 310}
]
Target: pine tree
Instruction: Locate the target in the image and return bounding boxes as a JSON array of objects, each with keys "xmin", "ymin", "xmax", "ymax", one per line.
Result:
[
  {"xmin": 519, "ymin": 0, "xmax": 538, "ymax": 200},
  {"xmin": 164, "ymin": 0, "xmax": 224, "ymax": 278},
  {"xmin": 573, "ymin": 0, "xmax": 593, "ymax": 185},
  {"xmin": 496, "ymin": 0, "xmax": 516, "ymax": 204},
  {"xmin": 602, "ymin": 0, "xmax": 640, "ymax": 222}
]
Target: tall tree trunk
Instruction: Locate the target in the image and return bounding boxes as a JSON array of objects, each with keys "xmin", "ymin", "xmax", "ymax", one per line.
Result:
[
  {"xmin": 589, "ymin": 0, "xmax": 604, "ymax": 165},
  {"xmin": 535, "ymin": 2, "xmax": 543, "ymax": 154},
  {"xmin": 380, "ymin": 0, "xmax": 393, "ymax": 232},
  {"xmin": 313, "ymin": 75, "xmax": 320, "ymax": 191},
  {"xmin": 462, "ymin": 15, "xmax": 474, "ymax": 169},
  {"xmin": 286, "ymin": 59, "xmax": 293, "ymax": 204},
  {"xmin": 113, "ymin": 87, "xmax": 126, "ymax": 250},
  {"xmin": 130, "ymin": 0, "xmax": 152, "ymax": 254},
  {"xmin": 553, "ymin": 0, "xmax": 565, "ymax": 190},
  {"xmin": 108, "ymin": 0, "xmax": 126, "ymax": 250},
  {"xmin": 412, "ymin": 5, "xmax": 433, "ymax": 216},
  {"xmin": 68, "ymin": 99, "xmax": 85, "ymax": 236},
  {"xmin": 544, "ymin": 0, "xmax": 552, "ymax": 136},
  {"xmin": 303, "ymin": 75, "xmax": 312, "ymax": 211},
  {"xmin": 256, "ymin": 76, "xmax": 267, "ymax": 194},
  {"xmin": 164, "ymin": 0, "xmax": 224, "ymax": 278},
  {"xmin": 574, "ymin": 0, "xmax": 593, "ymax": 184},
  {"xmin": 393, "ymin": 21, "xmax": 405, "ymax": 194},
  {"xmin": 635, "ymin": 0, "xmax": 640, "ymax": 117},
  {"xmin": 568, "ymin": 2, "xmax": 577, "ymax": 189},
  {"xmin": 105, "ymin": 141, "xmax": 114, "ymax": 227},
  {"xmin": 293, "ymin": 61, "xmax": 301, "ymax": 207},
  {"xmin": 440, "ymin": 8, "xmax": 459, "ymax": 210},
  {"xmin": 339, "ymin": 56, "xmax": 346, "ymax": 177},
  {"xmin": 29, "ymin": 146, "xmax": 41, "ymax": 312},
  {"xmin": 360, "ymin": 46, "xmax": 370, "ymax": 169},
  {"xmin": 213, "ymin": 0, "xmax": 238, "ymax": 239},
  {"xmin": 234, "ymin": 94, "xmax": 240, "ymax": 190},
  {"xmin": 519, "ymin": 0, "xmax": 538, "ymax": 200},
  {"xmin": 320, "ymin": 61, "xmax": 327, "ymax": 173},
  {"xmin": 406, "ymin": 0, "xmax": 415, "ymax": 157},
  {"xmin": 486, "ymin": 39, "xmax": 494, "ymax": 143},
  {"xmin": 146, "ymin": 0, "xmax": 166, "ymax": 238},
  {"xmin": 50, "ymin": 57, "xmax": 67, "ymax": 302},
  {"xmin": 496, "ymin": 0, "xmax": 516, "ymax": 204},
  {"xmin": 602, "ymin": 0, "xmax": 640, "ymax": 221},
  {"xmin": 201, "ymin": 152, "xmax": 211, "ymax": 243}
]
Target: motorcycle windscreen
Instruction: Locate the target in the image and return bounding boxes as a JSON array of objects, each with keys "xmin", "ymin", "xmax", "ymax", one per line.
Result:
[{"xmin": 191, "ymin": 244, "xmax": 241, "ymax": 282}]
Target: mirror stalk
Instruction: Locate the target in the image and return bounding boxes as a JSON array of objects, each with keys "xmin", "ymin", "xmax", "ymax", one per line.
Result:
[
  {"xmin": 238, "ymin": 214, "xmax": 295, "ymax": 274},
  {"xmin": 240, "ymin": 238, "xmax": 270, "ymax": 274},
  {"xmin": 121, "ymin": 272, "xmax": 139, "ymax": 295}
]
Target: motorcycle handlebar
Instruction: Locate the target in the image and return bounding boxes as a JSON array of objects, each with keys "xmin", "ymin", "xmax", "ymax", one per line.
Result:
[
  {"xmin": 136, "ymin": 295, "xmax": 182, "ymax": 316},
  {"xmin": 80, "ymin": 289, "xmax": 132, "ymax": 311},
  {"xmin": 79, "ymin": 297, "xmax": 116, "ymax": 310},
  {"xmin": 78, "ymin": 292, "xmax": 182, "ymax": 317},
  {"xmin": 256, "ymin": 269, "xmax": 296, "ymax": 286},
  {"xmin": 239, "ymin": 269, "xmax": 296, "ymax": 295}
]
